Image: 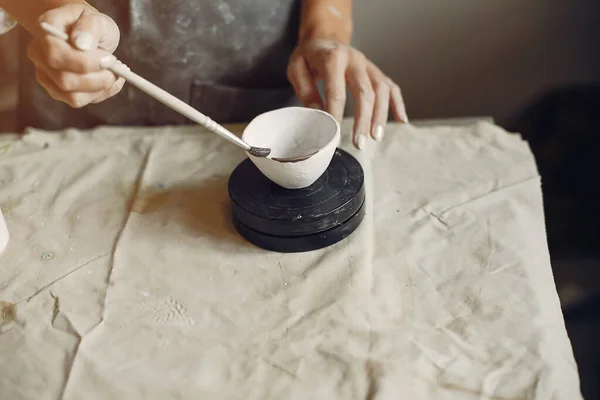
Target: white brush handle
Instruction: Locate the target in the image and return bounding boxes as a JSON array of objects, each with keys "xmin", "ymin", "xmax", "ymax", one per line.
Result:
[
  {"xmin": 108, "ymin": 62, "xmax": 250, "ymax": 150},
  {"xmin": 39, "ymin": 22, "xmax": 251, "ymax": 152}
]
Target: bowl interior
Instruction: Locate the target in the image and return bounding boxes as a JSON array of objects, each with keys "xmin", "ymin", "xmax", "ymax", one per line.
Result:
[{"xmin": 242, "ymin": 107, "xmax": 339, "ymax": 159}]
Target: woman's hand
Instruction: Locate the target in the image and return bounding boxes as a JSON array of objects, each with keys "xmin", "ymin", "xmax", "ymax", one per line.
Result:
[
  {"xmin": 287, "ymin": 39, "xmax": 408, "ymax": 150},
  {"xmin": 27, "ymin": 3, "xmax": 124, "ymax": 108}
]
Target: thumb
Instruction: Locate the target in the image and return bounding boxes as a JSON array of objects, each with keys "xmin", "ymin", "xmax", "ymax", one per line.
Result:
[
  {"xmin": 39, "ymin": 4, "xmax": 119, "ymax": 52},
  {"xmin": 70, "ymin": 9, "xmax": 119, "ymax": 52}
]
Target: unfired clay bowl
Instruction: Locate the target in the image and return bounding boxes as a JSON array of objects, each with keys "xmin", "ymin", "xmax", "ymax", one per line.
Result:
[{"xmin": 242, "ymin": 107, "xmax": 340, "ymax": 189}]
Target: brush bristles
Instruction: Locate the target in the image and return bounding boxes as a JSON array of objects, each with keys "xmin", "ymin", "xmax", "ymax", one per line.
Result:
[{"xmin": 249, "ymin": 147, "xmax": 271, "ymax": 158}]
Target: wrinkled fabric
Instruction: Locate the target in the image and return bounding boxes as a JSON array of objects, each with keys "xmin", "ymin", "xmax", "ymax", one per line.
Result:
[
  {"xmin": 0, "ymin": 120, "xmax": 582, "ymax": 399},
  {"xmin": 17, "ymin": 0, "xmax": 301, "ymax": 130}
]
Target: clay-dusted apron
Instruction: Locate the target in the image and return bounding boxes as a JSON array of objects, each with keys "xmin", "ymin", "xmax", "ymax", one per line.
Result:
[{"xmin": 17, "ymin": 0, "xmax": 301, "ymax": 131}]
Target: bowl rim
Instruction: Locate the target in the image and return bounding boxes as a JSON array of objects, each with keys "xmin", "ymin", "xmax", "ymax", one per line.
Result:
[{"xmin": 242, "ymin": 106, "xmax": 341, "ymax": 157}]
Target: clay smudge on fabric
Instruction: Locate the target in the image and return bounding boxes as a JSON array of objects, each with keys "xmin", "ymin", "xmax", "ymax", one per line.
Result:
[
  {"xmin": 1, "ymin": 198, "xmax": 22, "ymax": 214},
  {"xmin": 0, "ymin": 143, "xmax": 12, "ymax": 155},
  {"xmin": 129, "ymin": 191, "xmax": 169, "ymax": 214},
  {"xmin": 120, "ymin": 179, "xmax": 171, "ymax": 214},
  {"xmin": 0, "ymin": 301, "xmax": 16, "ymax": 325},
  {"xmin": 153, "ymin": 297, "xmax": 196, "ymax": 326},
  {"xmin": 365, "ymin": 360, "xmax": 384, "ymax": 400}
]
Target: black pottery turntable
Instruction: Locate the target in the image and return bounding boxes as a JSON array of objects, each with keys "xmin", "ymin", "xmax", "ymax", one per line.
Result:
[{"xmin": 228, "ymin": 148, "xmax": 365, "ymax": 253}]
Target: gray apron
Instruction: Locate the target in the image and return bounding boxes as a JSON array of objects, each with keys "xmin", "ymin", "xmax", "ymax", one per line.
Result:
[{"xmin": 17, "ymin": 0, "xmax": 301, "ymax": 131}]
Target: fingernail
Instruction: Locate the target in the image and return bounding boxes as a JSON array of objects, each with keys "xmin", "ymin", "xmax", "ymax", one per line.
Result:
[
  {"xmin": 373, "ymin": 124, "xmax": 385, "ymax": 141},
  {"xmin": 308, "ymin": 103, "xmax": 321, "ymax": 110},
  {"xmin": 73, "ymin": 31, "xmax": 94, "ymax": 51},
  {"xmin": 100, "ymin": 55, "xmax": 117, "ymax": 69},
  {"xmin": 357, "ymin": 134, "xmax": 367, "ymax": 150}
]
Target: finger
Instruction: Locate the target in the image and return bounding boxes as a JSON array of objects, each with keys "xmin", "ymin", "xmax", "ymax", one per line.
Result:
[
  {"xmin": 287, "ymin": 55, "xmax": 323, "ymax": 109},
  {"xmin": 30, "ymin": 50, "xmax": 117, "ymax": 93},
  {"xmin": 347, "ymin": 60, "xmax": 375, "ymax": 150},
  {"xmin": 388, "ymin": 79, "xmax": 409, "ymax": 123},
  {"xmin": 29, "ymin": 39, "xmax": 117, "ymax": 92},
  {"xmin": 39, "ymin": 4, "xmax": 120, "ymax": 52},
  {"xmin": 50, "ymin": 68, "xmax": 117, "ymax": 93},
  {"xmin": 38, "ymin": 3, "xmax": 89, "ymax": 31},
  {"xmin": 367, "ymin": 65, "xmax": 390, "ymax": 141},
  {"xmin": 321, "ymin": 48, "xmax": 348, "ymax": 122},
  {"xmin": 35, "ymin": 68, "xmax": 106, "ymax": 108},
  {"xmin": 91, "ymin": 77, "xmax": 126, "ymax": 103},
  {"xmin": 70, "ymin": 9, "xmax": 120, "ymax": 52},
  {"xmin": 39, "ymin": 35, "xmax": 116, "ymax": 73},
  {"xmin": 40, "ymin": 65, "xmax": 117, "ymax": 93}
]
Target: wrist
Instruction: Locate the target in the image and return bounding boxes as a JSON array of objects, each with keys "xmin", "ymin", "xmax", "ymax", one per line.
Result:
[
  {"xmin": 298, "ymin": 1, "xmax": 353, "ymax": 45},
  {"xmin": 299, "ymin": 21, "xmax": 352, "ymax": 45}
]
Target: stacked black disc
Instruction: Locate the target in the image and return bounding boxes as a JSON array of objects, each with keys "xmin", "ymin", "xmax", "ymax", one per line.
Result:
[{"xmin": 228, "ymin": 148, "xmax": 365, "ymax": 253}]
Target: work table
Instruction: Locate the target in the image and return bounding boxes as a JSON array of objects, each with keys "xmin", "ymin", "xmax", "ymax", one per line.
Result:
[{"xmin": 0, "ymin": 118, "xmax": 581, "ymax": 399}]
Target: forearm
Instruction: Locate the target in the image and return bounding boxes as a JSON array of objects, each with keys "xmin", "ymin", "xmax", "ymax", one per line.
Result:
[
  {"xmin": 299, "ymin": 0, "xmax": 353, "ymax": 45},
  {"xmin": 0, "ymin": 0, "xmax": 93, "ymax": 35}
]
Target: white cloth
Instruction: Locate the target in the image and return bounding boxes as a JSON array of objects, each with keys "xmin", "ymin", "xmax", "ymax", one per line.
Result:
[{"xmin": 0, "ymin": 120, "xmax": 582, "ymax": 399}]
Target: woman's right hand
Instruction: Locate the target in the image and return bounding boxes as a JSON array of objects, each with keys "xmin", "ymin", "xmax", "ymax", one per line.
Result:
[{"xmin": 27, "ymin": 3, "xmax": 124, "ymax": 108}]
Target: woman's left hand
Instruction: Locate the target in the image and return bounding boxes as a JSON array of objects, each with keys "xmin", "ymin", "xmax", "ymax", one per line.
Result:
[{"xmin": 287, "ymin": 39, "xmax": 408, "ymax": 150}]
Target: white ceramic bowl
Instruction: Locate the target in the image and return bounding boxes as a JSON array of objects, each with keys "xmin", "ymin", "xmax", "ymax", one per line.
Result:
[{"xmin": 242, "ymin": 107, "xmax": 340, "ymax": 189}]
